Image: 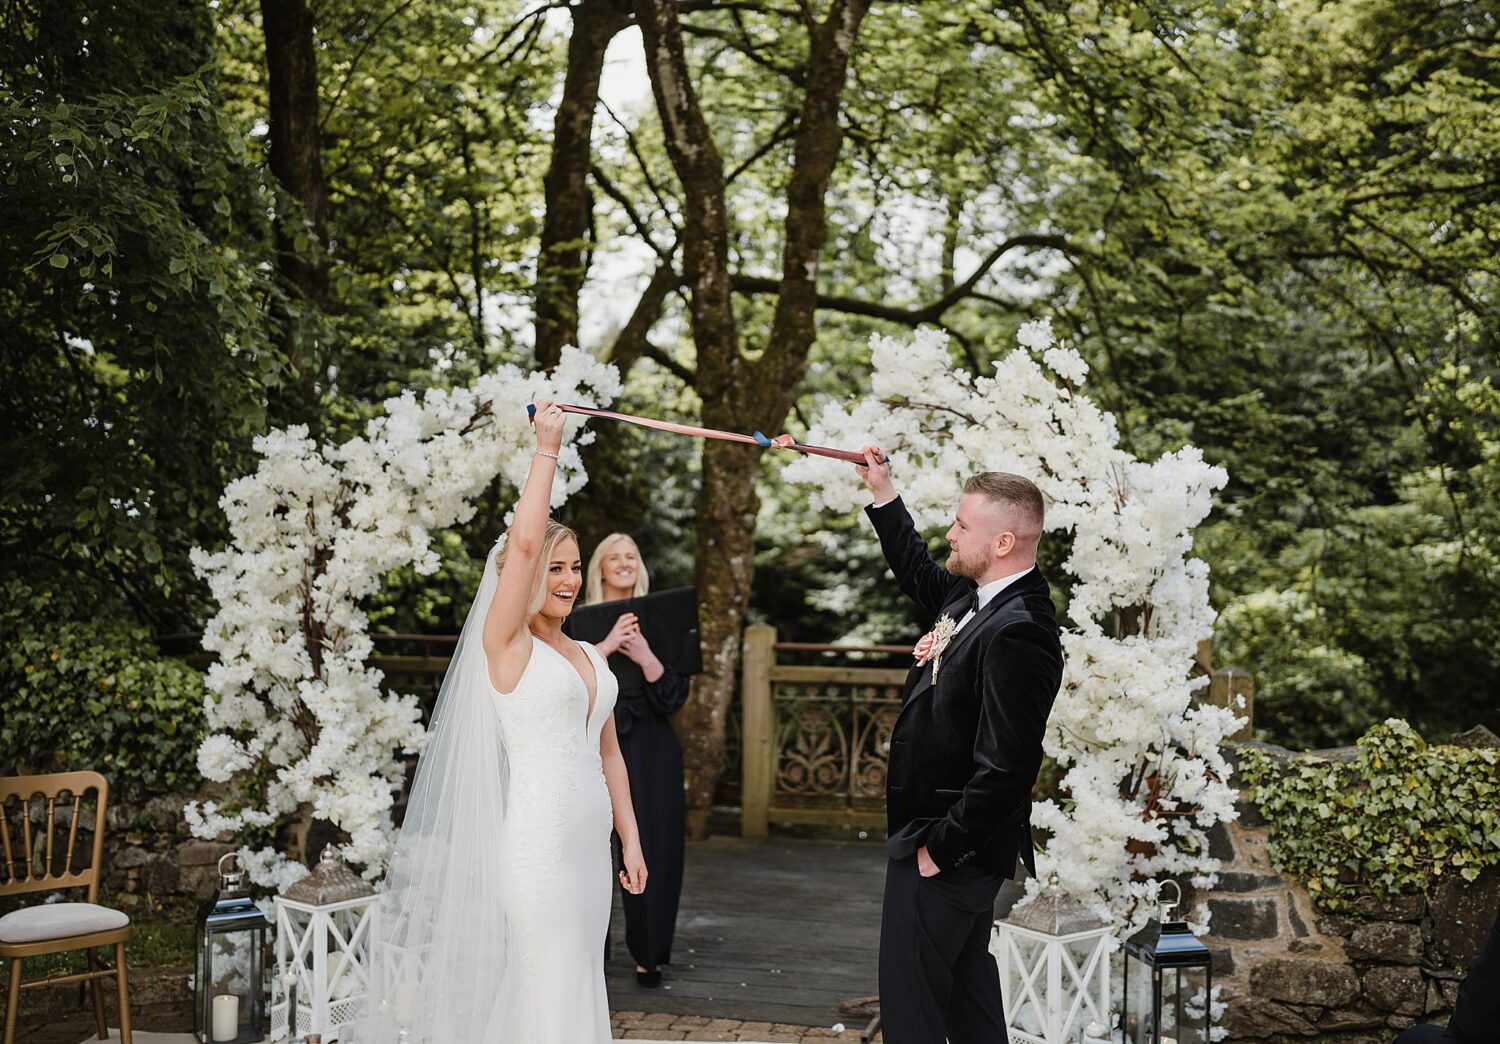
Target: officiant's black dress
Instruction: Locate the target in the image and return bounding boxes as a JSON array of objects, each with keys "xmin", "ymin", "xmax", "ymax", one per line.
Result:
[{"xmin": 607, "ymin": 650, "xmax": 689, "ymax": 973}]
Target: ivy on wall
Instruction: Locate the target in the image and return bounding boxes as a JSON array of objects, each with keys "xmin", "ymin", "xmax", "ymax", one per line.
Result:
[{"xmin": 1241, "ymin": 720, "xmax": 1500, "ymax": 910}]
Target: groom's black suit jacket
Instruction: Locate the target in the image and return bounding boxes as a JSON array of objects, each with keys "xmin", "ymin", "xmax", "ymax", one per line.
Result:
[{"xmin": 867, "ymin": 496, "xmax": 1064, "ymax": 877}]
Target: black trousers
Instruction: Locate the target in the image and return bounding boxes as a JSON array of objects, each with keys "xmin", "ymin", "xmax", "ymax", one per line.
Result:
[{"xmin": 879, "ymin": 856, "xmax": 1008, "ymax": 1044}]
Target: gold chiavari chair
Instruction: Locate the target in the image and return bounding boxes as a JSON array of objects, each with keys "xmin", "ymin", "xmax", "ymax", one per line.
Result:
[{"xmin": 0, "ymin": 771, "xmax": 131, "ymax": 1044}]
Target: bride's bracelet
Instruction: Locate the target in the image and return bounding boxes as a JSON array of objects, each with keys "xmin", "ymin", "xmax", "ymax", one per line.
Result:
[{"xmin": 535, "ymin": 449, "xmax": 559, "ymax": 460}]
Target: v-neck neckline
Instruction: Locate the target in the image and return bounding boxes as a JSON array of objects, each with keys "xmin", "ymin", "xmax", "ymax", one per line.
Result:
[{"xmin": 534, "ymin": 635, "xmax": 601, "ymax": 728}]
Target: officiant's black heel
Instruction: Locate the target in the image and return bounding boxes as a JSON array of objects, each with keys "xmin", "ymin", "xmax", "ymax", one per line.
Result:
[{"xmin": 636, "ymin": 969, "xmax": 662, "ymax": 988}]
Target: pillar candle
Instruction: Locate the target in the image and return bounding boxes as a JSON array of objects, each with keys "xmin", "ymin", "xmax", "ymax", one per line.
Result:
[
  {"xmin": 211, "ymin": 993, "xmax": 240, "ymax": 1042},
  {"xmin": 281, "ymin": 973, "xmax": 298, "ymax": 1041},
  {"xmin": 395, "ymin": 980, "xmax": 421, "ymax": 1025}
]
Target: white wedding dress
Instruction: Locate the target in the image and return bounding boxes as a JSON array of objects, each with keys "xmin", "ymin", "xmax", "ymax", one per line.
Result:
[
  {"xmin": 485, "ymin": 636, "xmax": 617, "ymax": 1042},
  {"xmin": 370, "ymin": 548, "xmax": 620, "ymax": 1044}
]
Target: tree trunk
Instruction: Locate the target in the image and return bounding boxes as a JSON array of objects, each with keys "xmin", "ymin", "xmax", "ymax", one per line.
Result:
[
  {"xmin": 533, "ymin": 0, "xmax": 654, "ymax": 555},
  {"xmin": 534, "ymin": 0, "xmax": 628, "ymax": 369},
  {"xmin": 260, "ymin": 0, "xmax": 328, "ymax": 411},
  {"xmin": 636, "ymin": 0, "xmax": 744, "ymax": 838},
  {"xmin": 679, "ymin": 434, "xmax": 761, "ymax": 836},
  {"xmin": 757, "ymin": 0, "xmax": 871, "ymax": 406},
  {"xmin": 636, "ymin": 0, "xmax": 870, "ymax": 837}
]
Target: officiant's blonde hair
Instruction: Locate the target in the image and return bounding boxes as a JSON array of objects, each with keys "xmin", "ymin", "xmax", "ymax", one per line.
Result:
[
  {"xmin": 584, "ymin": 533, "xmax": 651, "ymax": 605},
  {"xmin": 493, "ymin": 520, "xmax": 580, "ymax": 616}
]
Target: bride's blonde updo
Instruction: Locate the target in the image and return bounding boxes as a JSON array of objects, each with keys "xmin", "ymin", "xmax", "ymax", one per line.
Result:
[{"xmin": 493, "ymin": 520, "xmax": 580, "ymax": 617}]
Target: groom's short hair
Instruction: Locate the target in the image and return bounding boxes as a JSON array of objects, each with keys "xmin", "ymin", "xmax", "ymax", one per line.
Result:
[{"xmin": 964, "ymin": 472, "xmax": 1045, "ymax": 533}]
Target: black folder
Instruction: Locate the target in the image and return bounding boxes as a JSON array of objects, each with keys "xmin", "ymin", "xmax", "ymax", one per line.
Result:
[{"xmin": 566, "ymin": 586, "xmax": 703, "ymax": 676}]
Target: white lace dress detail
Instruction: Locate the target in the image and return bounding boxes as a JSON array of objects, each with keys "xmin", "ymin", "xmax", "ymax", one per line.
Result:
[{"xmin": 486, "ymin": 636, "xmax": 617, "ymax": 1042}]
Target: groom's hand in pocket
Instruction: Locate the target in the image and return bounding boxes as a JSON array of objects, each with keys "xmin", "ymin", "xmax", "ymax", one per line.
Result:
[{"xmin": 917, "ymin": 845, "xmax": 940, "ymax": 878}]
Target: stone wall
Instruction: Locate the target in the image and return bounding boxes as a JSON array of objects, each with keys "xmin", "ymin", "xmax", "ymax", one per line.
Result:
[
  {"xmin": 101, "ymin": 787, "xmax": 236, "ymax": 903},
  {"xmin": 1201, "ymin": 786, "xmax": 1498, "ymax": 1043},
  {"xmin": 0, "ymin": 783, "xmax": 232, "ymax": 907}
]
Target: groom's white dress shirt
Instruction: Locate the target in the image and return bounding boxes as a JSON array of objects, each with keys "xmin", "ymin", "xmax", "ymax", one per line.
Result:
[{"xmin": 955, "ymin": 568, "xmax": 1032, "ymax": 634}]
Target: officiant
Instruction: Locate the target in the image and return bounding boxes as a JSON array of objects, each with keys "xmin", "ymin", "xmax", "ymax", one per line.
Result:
[{"xmin": 569, "ymin": 533, "xmax": 697, "ymax": 988}]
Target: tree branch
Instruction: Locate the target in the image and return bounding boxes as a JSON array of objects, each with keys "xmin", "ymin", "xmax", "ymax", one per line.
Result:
[
  {"xmin": 534, "ymin": 0, "xmax": 628, "ymax": 368},
  {"xmin": 639, "ymin": 341, "xmax": 697, "ymax": 386},
  {"xmin": 472, "ymin": 0, "xmax": 573, "ymax": 65},
  {"xmin": 726, "ymin": 111, "xmax": 797, "ymax": 184},
  {"xmin": 590, "ymin": 164, "xmax": 674, "ymax": 260},
  {"xmin": 1346, "ymin": 178, "xmax": 1498, "ymax": 205},
  {"xmin": 608, "ymin": 248, "xmax": 683, "ymax": 375},
  {"xmin": 733, "ymin": 233, "xmax": 1078, "ymax": 326},
  {"xmin": 636, "ymin": 0, "xmax": 738, "ymax": 404},
  {"xmin": 677, "ymin": 0, "xmax": 799, "ymax": 12},
  {"xmin": 753, "ymin": 0, "xmax": 873, "ymax": 412},
  {"xmin": 598, "ymin": 97, "xmax": 676, "ymax": 222}
]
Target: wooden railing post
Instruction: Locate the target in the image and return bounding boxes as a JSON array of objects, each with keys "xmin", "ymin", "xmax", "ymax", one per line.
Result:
[
  {"xmin": 740, "ymin": 624, "xmax": 777, "ymax": 839},
  {"xmin": 1208, "ymin": 665, "xmax": 1255, "ymax": 741}
]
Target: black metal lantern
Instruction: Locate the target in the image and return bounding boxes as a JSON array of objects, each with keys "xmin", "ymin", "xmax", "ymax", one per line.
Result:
[
  {"xmin": 1122, "ymin": 881, "xmax": 1214, "ymax": 1044},
  {"xmin": 194, "ymin": 852, "xmax": 270, "ymax": 1043}
]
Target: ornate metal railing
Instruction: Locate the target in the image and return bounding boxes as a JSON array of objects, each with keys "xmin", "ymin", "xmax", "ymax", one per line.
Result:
[
  {"xmin": 739, "ymin": 625, "xmax": 912, "ymax": 836},
  {"xmin": 161, "ymin": 627, "xmax": 1256, "ymax": 838}
]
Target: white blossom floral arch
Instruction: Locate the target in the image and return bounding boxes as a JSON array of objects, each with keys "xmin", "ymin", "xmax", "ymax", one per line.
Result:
[
  {"xmin": 783, "ymin": 321, "xmax": 1241, "ymax": 922},
  {"xmin": 187, "ymin": 348, "xmax": 620, "ymax": 890},
  {"xmin": 190, "ymin": 322, "xmax": 1239, "ymax": 916}
]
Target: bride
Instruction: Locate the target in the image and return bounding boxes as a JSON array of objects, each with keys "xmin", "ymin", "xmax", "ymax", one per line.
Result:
[{"xmin": 371, "ymin": 399, "xmax": 647, "ymax": 1043}]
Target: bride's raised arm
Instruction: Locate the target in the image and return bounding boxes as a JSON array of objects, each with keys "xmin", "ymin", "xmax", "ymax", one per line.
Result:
[{"xmin": 484, "ymin": 398, "xmax": 567, "ymax": 658}]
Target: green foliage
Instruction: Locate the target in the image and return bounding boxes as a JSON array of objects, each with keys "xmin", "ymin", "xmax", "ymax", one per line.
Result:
[
  {"xmin": 1, "ymin": 1, "xmax": 286, "ymax": 632},
  {"xmin": 1241, "ymin": 720, "xmax": 1500, "ymax": 910},
  {"xmin": 0, "ymin": 582, "xmax": 206, "ymax": 792},
  {"xmin": 1216, "ymin": 590, "xmax": 1389, "ymax": 749},
  {"xmin": 210, "ymin": 0, "xmax": 559, "ymax": 413},
  {"xmin": 1215, "ymin": 363, "xmax": 1500, "ymax": 746},
  {"xmin": 631, "ymin": 0, "xmax": 1499, "ymax": 748}
]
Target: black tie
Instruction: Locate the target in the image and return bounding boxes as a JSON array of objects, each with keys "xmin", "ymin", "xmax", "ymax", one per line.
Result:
[{"xmin": 955, "ymin": 588, "xmax": 979, "ymax": 622}]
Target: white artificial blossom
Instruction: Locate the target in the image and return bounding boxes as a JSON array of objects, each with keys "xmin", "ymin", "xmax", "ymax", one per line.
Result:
[
  {"xmin": 784, "ymin": 321, "xmax": 1241, "ymax": 926},
  {"xmin": 188, "ymin": 348, "xmax": 620, "ymax": 889}
]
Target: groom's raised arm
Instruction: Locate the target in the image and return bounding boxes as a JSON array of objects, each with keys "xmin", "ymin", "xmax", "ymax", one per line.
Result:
[
  {"xmin": 857, "ymin": 447, "xmax": 959, "ymax": 616},
  {"xmin": 866, "ymin": 498, "xmax": 958, "ymax": 616}
]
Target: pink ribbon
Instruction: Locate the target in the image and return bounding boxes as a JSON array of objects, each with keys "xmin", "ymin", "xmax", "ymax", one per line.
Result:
[{"xmin": 529, "ymin": 403, "xmax": 885, "ymax": 465}]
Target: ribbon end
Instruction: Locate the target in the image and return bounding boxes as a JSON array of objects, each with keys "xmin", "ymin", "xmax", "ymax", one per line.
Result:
[
  {"xmin": 526, "ymin": 402, "xmax": 537, "ymax": 421},
  {"xmin": 753, "ymin": 431, "xmax": 799, "ymax": 450}
]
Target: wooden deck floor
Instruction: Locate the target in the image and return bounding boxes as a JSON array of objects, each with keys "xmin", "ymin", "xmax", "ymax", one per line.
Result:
[{"xmin": 605, "ymin": 836, "xmax": 887, "ymax": 1029}]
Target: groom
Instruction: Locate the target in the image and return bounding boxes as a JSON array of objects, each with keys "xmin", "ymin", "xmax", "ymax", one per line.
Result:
[{"xmin": 856, "ymin": 447, "xmax": 1064, "ymax": 1044}]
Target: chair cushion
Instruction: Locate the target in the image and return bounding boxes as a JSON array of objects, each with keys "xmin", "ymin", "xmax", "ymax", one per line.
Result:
[{"xmin": 0, "ymin": 902, "xmax": 130, "ymax": 944}]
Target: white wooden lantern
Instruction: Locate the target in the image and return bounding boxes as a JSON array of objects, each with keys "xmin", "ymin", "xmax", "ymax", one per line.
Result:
[
  {"xmin": 990, "ymin": 875, "xmax": 1115, "ymax": 1044},
  {"xmin": 274, "ymin": 846, "xmax": 379, "ymax": 1041}
]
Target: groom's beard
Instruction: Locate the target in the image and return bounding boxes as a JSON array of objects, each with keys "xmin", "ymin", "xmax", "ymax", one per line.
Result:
[{"xmin": 945, "ymin": 548, "xmax": 982, "ymax": 581}]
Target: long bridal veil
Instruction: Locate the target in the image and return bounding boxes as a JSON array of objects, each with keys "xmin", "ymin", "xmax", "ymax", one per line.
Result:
[{"xmin": 364, "ymin": 544, "xmax": 515, "ymax": 1042}]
